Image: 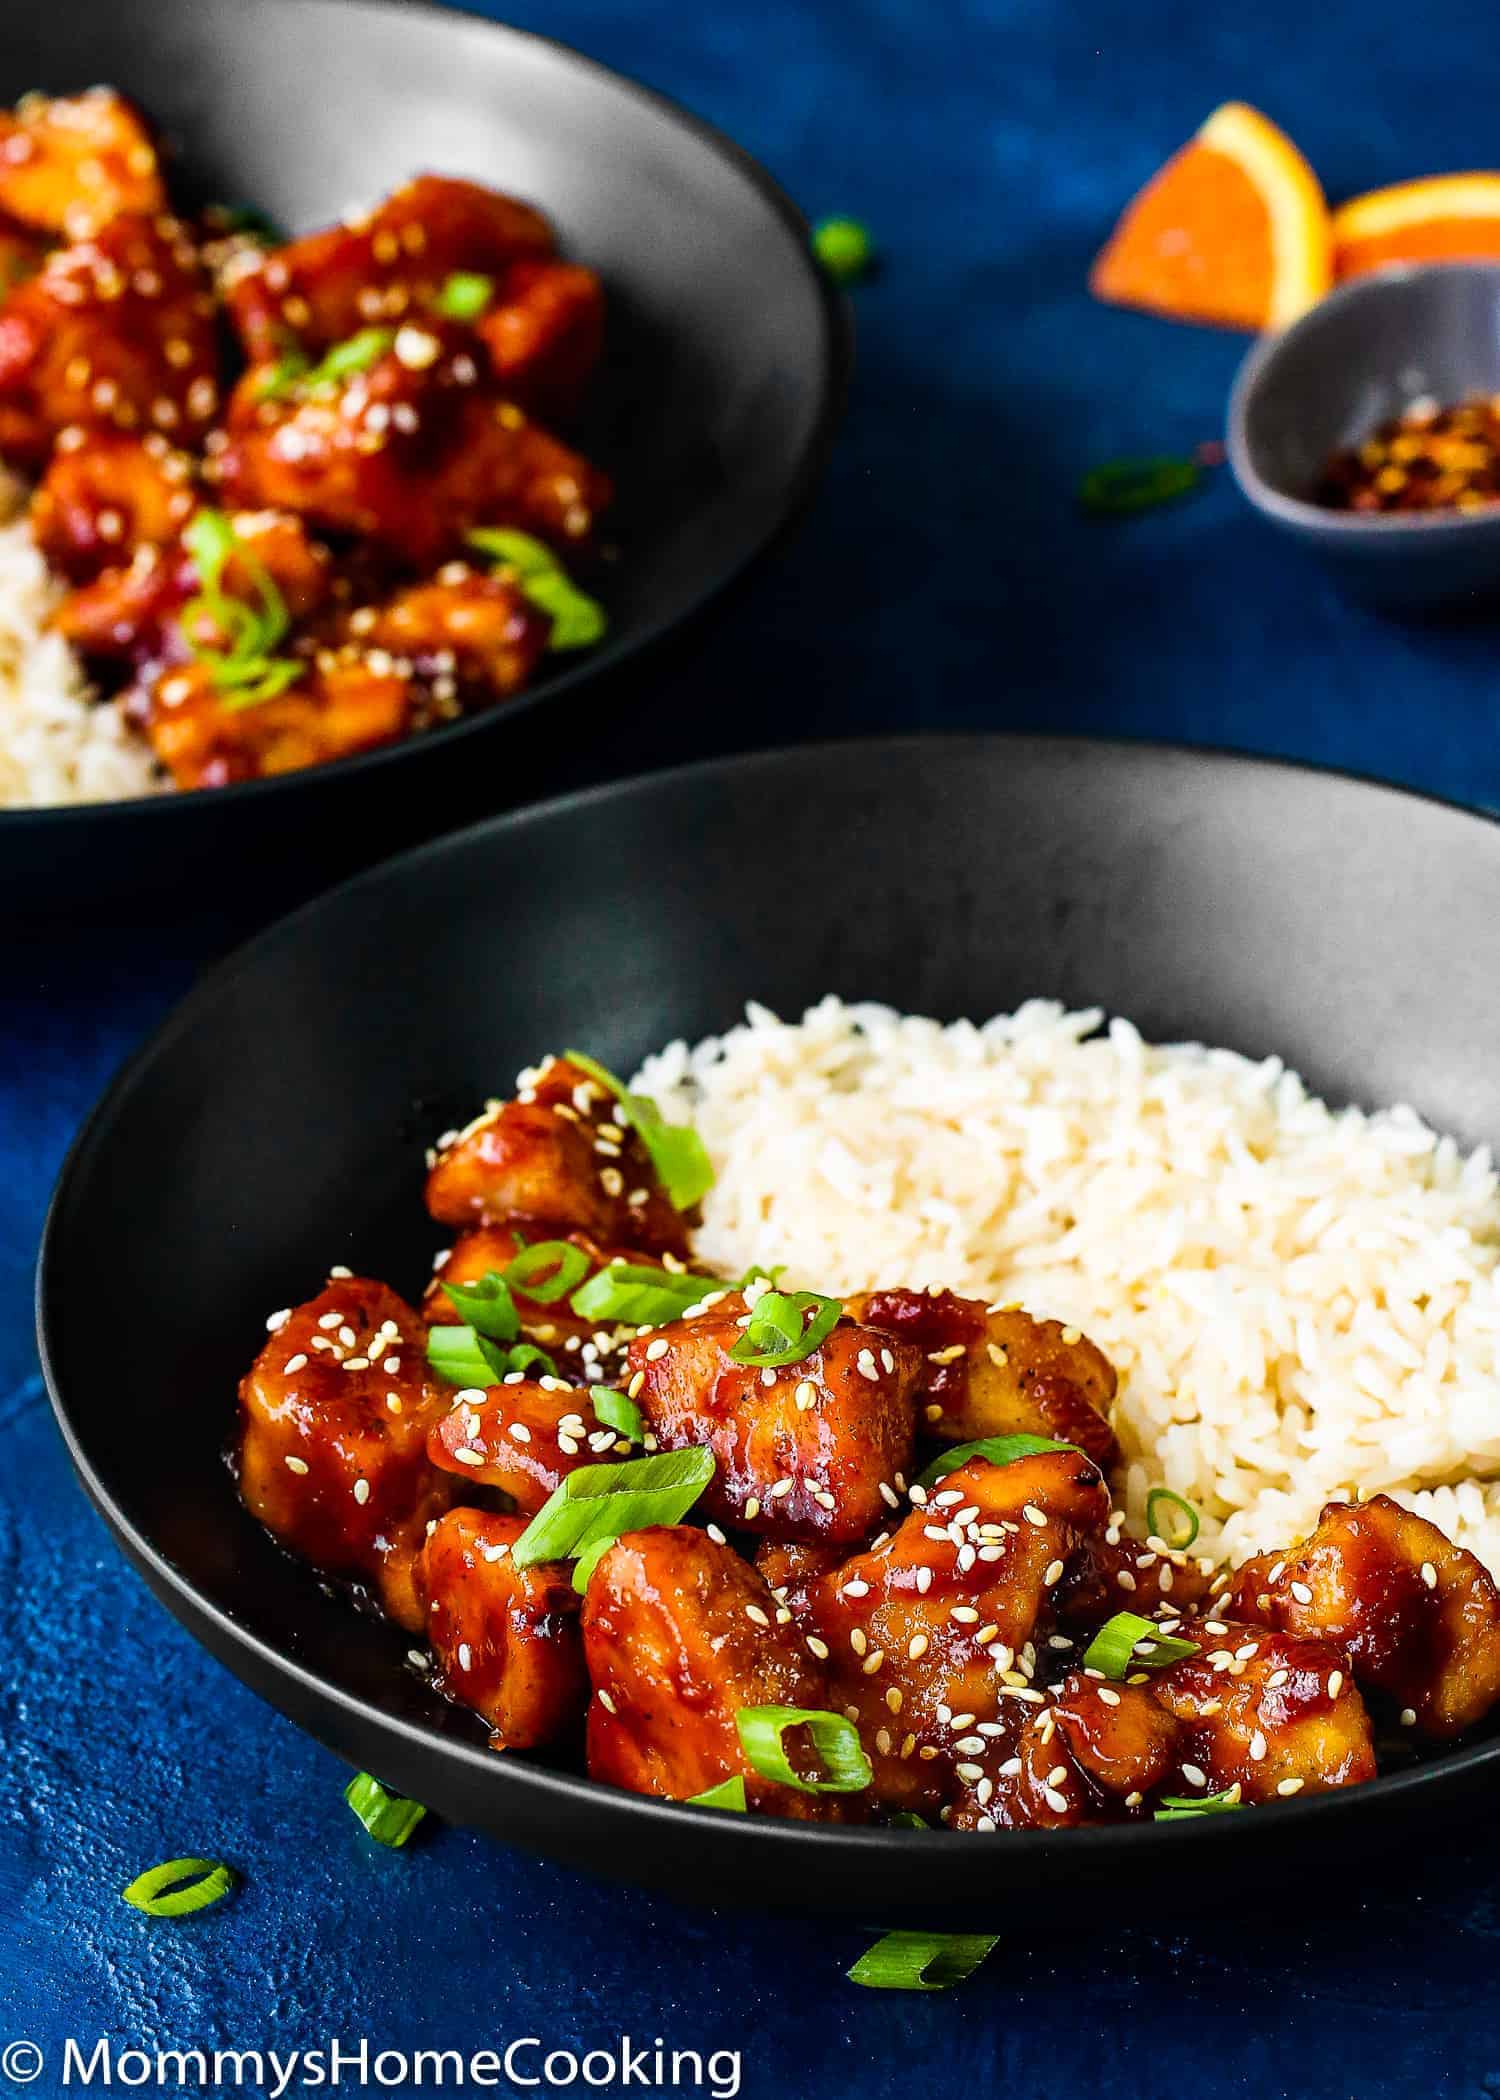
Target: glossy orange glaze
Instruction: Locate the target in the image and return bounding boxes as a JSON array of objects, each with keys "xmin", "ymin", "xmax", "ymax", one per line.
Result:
[
  {"xmin": 0, "ymin": 89, "xmax": 164, "ymax": 238},
  {"xmin": 427, "ymin": 1378, "xmax": 633, "ymax": 1511},
  {"xmin": 477, "ymin": 258, "xmax": 604, "ymax": 420},
  {"xmin": 419, "ymin": 1508, "xmax": 586, "ymax": 1749}
]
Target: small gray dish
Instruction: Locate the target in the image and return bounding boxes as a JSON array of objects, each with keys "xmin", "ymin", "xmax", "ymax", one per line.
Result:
[{"xmin": 1229, "ymin": 263, "xmax": 1500, "ymax": 610}]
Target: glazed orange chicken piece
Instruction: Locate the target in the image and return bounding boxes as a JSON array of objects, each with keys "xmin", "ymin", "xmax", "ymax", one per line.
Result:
[
  {"xmin": 1151, "ymin": 1618, "xmax": 1377, "ymax": 1801},
  {"xmin": 357, "ymin": 567, "xmax": 551, "ymax": 704},
  {"xmin": 427, "ymin": 1378, "xmax": 635, "ymax": 1512},
  {"xmin": 238, "ymin": 1277, "xmax": 452, "ymax": 1632},
  {"xmin": 0, "ymin": 215, "xmax": 45, "ymax": 298},
  {"xmin": 0, "ymin": 213, "xmax": 218, "ymax": 465},
  {"xmin": 426, "ymin": 1225, "xmax": 610, "ymax": 1350},
  {"xmin": 796, "ymin": 1449, "xmax": 1111, "ymax": 1812},
  {"xmin": 625, "ymin": 1291, "xmax": 920, "ymax": 1544},
  {"xmin": 849, "ymin": 1289, "xmax": 1119, "ymax": 1469},
  {"xmin": 582, "ymin": 1526, "xmax": 863, "ymax": 1820},
  {"xmin": 223, "ymin": 175, "xmax": 555, "ymax": 363},
  {"xmin": 145, "ymin": 655, "xmax": 416, "ymax": 789},
  {"xmin": 425, "ymin": 1055, "xmax": 690, "ymax": 1260},
  {"xmin": 476, "ymin": 258, "xmax": 605, "ymax": 420},
  {"xmin": 754, "ymin": 1537, "xmax": 850, "ymax": 1603},
  {"xmin": 1228, "ymin": 1495, "xmax": 1500, "ymax": 1738},
  {"xmin": 0, "ymin": 89, "xmax": 165, "ymax": 239},
  {"xmin": 1055, "ymin": 1517, "xmax": 1216, "ymax": 1624},
  {"xmin": 30, "ymin": 431, "xmax": 196, "ymax": 580},
  {"xmin": 215, "ymin": 321, "xmax": 610, "ymax": 568},
  {"xmin": 418, "ymin": 1508, "xmax": 586, "ymax": 1750},
  {"xmin": 949, "ymin": 1674, "xmax": 1181, "ymax": 1831}
]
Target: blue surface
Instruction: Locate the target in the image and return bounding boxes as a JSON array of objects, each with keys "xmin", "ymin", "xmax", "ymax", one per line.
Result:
[{"xmin": 8, "ymin": 0, "xmax": 1500, "ymax": 2092}]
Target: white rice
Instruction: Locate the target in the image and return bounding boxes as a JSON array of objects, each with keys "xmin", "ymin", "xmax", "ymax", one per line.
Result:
[
  {"xmin": 0, "ymin": 464, "xmax": 164, "ymax": 807},
  {"xmin": 637, "ymin": 997, "xmax": 1500, "ymax": 1576}
]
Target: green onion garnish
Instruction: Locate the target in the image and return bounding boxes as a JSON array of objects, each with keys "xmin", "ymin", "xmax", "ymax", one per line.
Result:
[
  {"xmin": 181, "ymin": 508, "xmax": 300, "ymax": 709},
  {"xmin": 1153, "ymin": 1788, "xmax": 1243, "ymax": 1822},
  {"xmin": 728, "ymin": 1289, "xmax": 842, "ymax": 1369},
  {"xmin": 591, "ymin": 1385, "xmax": 644, "ymax": 1442},
  {"xmin": 887, "ymin": 1811, "xmax": 931, "ymax": 1829},
  {"xmin": 685, "ymin": 1775, "xmax": 748, "ymax": 1812},
  {"xmin": 917, "ymin": 1432, "xmax": 1081, "ymax": 1489},
  {"xmin": 1081, "ymin": 1611, "xmax": 1199, "ymax": 1680},
  {"xmin": 812, "ymin": 216, "xmax": 875, "ymax": 284},
  {"xmin": 121, "ymin": 1858, "xmax": 236, "ymax": 1918},
  {"xmin": 561, "ymin": 1050, "xmax": 713, "ymax": 1210},
  {"xmin": 847, "ymin": 1931, "xmax": 1000, "ymax": 1992},
  {"xmin": 344, "ymin": 1771, "xmax": 427, "ymax": 1847},
  {"xmin": 570, "ymin": 1261, "xmax": 717, "ymax": 1327},
  {"xmin": 303, "ymin": 327, "xmax": 395, "ymax": 390},
  {"xmin": 512, "ymin": 1446, "xmax": 715, "ymax": 1571},
  {"xmin": 467, "ymin": 530, "xmax": 608, "ymax": 652},
  {"xmin": 426, "ymin": 1321, "xmax": 509, "ymax": 1387},
  {"xmin": 1078, "ymin": 456, "xmax": 1201, "ymax": 516},
  {"xmin": 504, "ymin": 1341, "xmax": 558, "ymax": 1379},
  {"xmin": 210, "ymin": 202, "xmax": 287, "ymax": 243},
  {"xmin": 501, "ymin": 1239, "xmax": 592, "ymax": 1303},
  {"xmin": 255, "ymin": 350, "xmax": 313, "ymax": 400},
  {"xmin": 441, "ymin": 1269, "xmax": 520, "ymax": 1340},
  {"xmin": 1146, "ymin": 1486, "xmax": 1201, "ymax": 1549},
  {"xmin": 435, "ymin": 270, "xmax": 495, "ymax": 320},
  {"xmin": 570, "ymin": 1532, "xmax": 615, "ymax": 1594},
  {"xmin": 734, "ymin": 1706, "xmax": 872, "ymax": 1794}
]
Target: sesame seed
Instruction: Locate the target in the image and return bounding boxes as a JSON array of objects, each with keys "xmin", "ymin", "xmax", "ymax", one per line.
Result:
[
  {"xmin": 284, "ymin": 1455, "xmax": 309, "ymax": 1475},
  {"xmin": 885, "ymin": 1687, "xmax": 903, "ymax": 1714},
  {"xmin": 282, "ymin": 1353, "xmax": 308, "ymax": 1374},
  {"xmin": 1401, "ymin": 1707, "xmax": 1417, "ymax": 1727},
  {"xmin": 1248, "ymin": 1731, "xmax": 1267, "ymax": 1761},
  {"xmin": 644, "ymin": 1338, "xmax": 669, "ymax": 1362},
  {"xmin": 879, "ymin": 1482, "xmax": 899, "ymax": 1509},
  {"xmin": 1421, "ymin": 1561, "xmax": 1438, "ymax": 1590},
  {"xmin": 1180, "ymin": 1764, "xmax": 1207, "ymax": 1788},
  {"xmin": 1023, "ymin": 1505, "xmax": 1048, "ymax": 1528},
  {"xmin": 745, "ymin": 1605, "xmax": 770, "ymax": 1628},
  {"xmin": 457, "ymin": 1643, "xmax": 472, "ymax": 1671},
  {"xmin": 850, "ymin": 1629, "xmax": 868, "ymax": 1656},
  {"xmin": 1290, "ymin": 1582, "xmax": 1313, "ymax": 1605},
  {"xmin": 1277, "ymin": 1777, "xmax": 1304, "ymax": 1797},
  {"xmin": 452, "ymin": 1448, "xmax": 484, "ymax": 1467},
  {"xmin": 861, "ymin": 1650, "xmax": 885, "ymax": 1676},
  {"xmin": 1043, "ymin": 1559, "xmax": 1065, "ymax": 1586},
  {"xmin": 908, "ymin": 1634, "xmax": 929, "ymax": 1660},
  {"xmin": 627, "ymin": 1371, "xmax": 646, "ymax": 1398},
  {"xmin": 743, "ymin": 1496, "xmax": 761, "ymax": 1520},
  {"xmin": 597, "ymin": 1689, "xmax": 617, "ymax": 1715},
  {"xmin": 1060, "ymin": 1326, "xmax": 1082, "ymax": 1345},
  {"xmin": 1328, "ymin": 1670, "xmax": 1344, "ymax": 1698},
  {"xmin": 1043, "ymin": 1788, "xmax": 1070, "ymax": 1815},
  {"xmin": 975, "ymin": 1625, "xmax": 1000, "ymax": 1646},
  {"xmin": 806, "ymin": 1636, "xmax": 830, "ymax": 1660},
  {"xmin": 955, "ymin": 1762, "xmax": 984, "ymax": 1783},
  {"xmin": 706, "ymin": 1524, "xmax": 727, "ymax": 1545}
]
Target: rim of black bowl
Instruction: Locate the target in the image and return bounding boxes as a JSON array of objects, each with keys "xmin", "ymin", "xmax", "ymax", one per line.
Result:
[
  {"xmin": 0, "ymin": 0, "xmax": 852, "ymax": 833},
  {"xmin": 34, "ymin": 730, "xmax": 1500, "ymax": 1864},
  {"xmin": 1229, "ymin": 259, "xmax": 1500, "ymax": 536}
]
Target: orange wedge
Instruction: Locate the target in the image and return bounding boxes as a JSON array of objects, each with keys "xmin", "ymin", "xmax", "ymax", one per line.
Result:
[
  {"xmin": 1091, "ymin": 102, "xmax": 1332, "ymax": 330},
  {"xmin": 1333, "ymin": 175, "xmax": 1500, "ymax": 279}
]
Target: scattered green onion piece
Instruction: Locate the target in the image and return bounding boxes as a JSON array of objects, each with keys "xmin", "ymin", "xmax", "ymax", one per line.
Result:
[
  {"xmin": 121, "ymin": 1858, "xmax": 236, "ymax": 1918},
  {"xmin": 686, "ymin": 1775, "xmax": 748, "ymax": 1812},
  {"xmin": 562, "ymin": 1049, "xmax": 713, "ymax": 1209},
  {"xmin": 216, "ymin": 658, "xmax": 304, "ymax": 711},
  {"xmin": 734, "ymin": 1706, "xmax": 872, "ymax": 1794},
  {"xmin": 917, "ymin": 1433, "xmax": 1081, "ymax": 1490},
  {"xmin": 344, "ymin": 1771, "xmax": 427, "ymax": 1847},
  {"xmin": 1081, "ymin": 1611, "xmax": 1200, "ymax": 1680},
  {"xmin": 181, "ymin": 507, "xmax": 298, "ymax": 708},
  {"xmin": 440, "ymin": 1270, "xmax": 520, "ymax": 1342},
  {"xmin": 569, "ymin": 1262, "xmax": 718, "ymax": 1327},
  {"xmin": 512, "ymin": 1446, "xmax": 716, "ymax": 1571},
  {"xmin": 1153, "ymin": 1788, "xmax": 1243, "ymax": 1822},
  {"xmin": 302, "ymin": 326, "xmax": 395, "ymax": 390},
  {"xmin": 466, "ymin": 531, "xmax": 608, "ymax": 654},
  {"xmin": 728, "ymin": 1289, "xmax": 843, "ymax": 1369},
  {"xmin": 812, "ymin": 215, "xmax": 875, "ymax": 284},
  {"xmin": 737, "ymin": 1263, "xmax": 787, "ymax": 1288},
  {"xmin": 847, "ymin": 1931, "xmax": 998, "ymax": 1992},
  {"xmin": 590, "ymin": 1385, "xmax": 644, "ymax": 1442},
  {"xmin": 570, "ymin": 1532, "xmax": 616, "ymax": 1594},
  {"xmin": 1146, "ymin": 1486, "xmax": 1201, "ymax": 1550},
  {"xmin": 501, "ymin": 1239, "xmax": 592, "ymax": 1303},
  {"xmin": 435, "ymin": 270, "xmax": 495, "ymax": 320},
  {"xmin": 255, "ymin": 350, "xmax": 313, "ymax": 400},
  {"xmin": 1078, "ymin": 456, "xmax": 1201, "ymax": 516},
  {"xmin": 426, "ymin": 1322, "xmax": 509, "ymax": 1387},
  {"xmin": 504, "ymin": 1341, "xmax": 557, "ymax": 1380},
  {"xmin": 209, "ymin": 202, "xmax": 287, "ymax": 243},
  {"xmin": 888, "ymin": 1811, "xmax": 930, "ymax": 1829}
]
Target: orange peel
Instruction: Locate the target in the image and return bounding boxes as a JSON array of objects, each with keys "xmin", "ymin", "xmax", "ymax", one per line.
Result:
[{"xmin": 1333, "ymin": 174, "xmax": 1500, "ymax": 279}]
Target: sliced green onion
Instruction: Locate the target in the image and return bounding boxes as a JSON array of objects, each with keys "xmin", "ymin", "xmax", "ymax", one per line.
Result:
[
  {"xmin": 504, "ymin": 1341, "xmax": 557, "ymax": 1379},
  {"xmin": 435, "ymin": 270, "xmax": 494, "ymax": 320},
  {"xmin": 847, "ymin": 1931, "xmax": 998, "ymax": 1992},
  {"xmin": 570, "ymin": 1531, "xmax": 616, "ymax": 1594},
  {"xmin": 441, "ymin": 1269, "xmax": 520, "ymax": 1340},
  {"xmin": 591, "ymin": 1385, "xmax": 643, "ymax": 1441},
  {"xmin": 1078, "ymin": 456, "xmax": 1201, "ymax": 516},
  {"xmin": 255, "ymin": 350, "xmax": 313, "ymax": 400},
  {"xmin": 1081, "ymin": 1611, "xmax": 1200, "ymax": 1680},
  {"xmin": 738, "ymin": 1263, "xmax": 787, "ymax": 1289},
  {"xmin": 1146, "ymin": 1487, "xmax": 1200, "ymax": 1549},
  {"xmin": 426, "ymin": 1322, "xmax": 508, "ymax": 1387},
  {"xmin": 216, "ymin": 658, "xmax": 303, "ymax": 711},
  {"xmin": 121, "ymin": 1858, "xmax": 236, "ymax": 1918},
  {"xmin": 562, "ymin": 1049, "xmax": 712, "ymax": 1209},
  {"xmin": 1153, "ymin": 1788, "xmax": 1243, "ymax": 1822},
  {"xmin": 467, "ymin": 531, "xmax": 608, "ymax": 654},
  {"xmin": 917, "ymin": 1433, "xmax": 1081, "ymax": 1490},
  {"xmin": 302, "ymin": 327, "xmax": 394, "ymax": 391},
  {"xmin": 569, "ymin": 1262, "xmax": 716, "ymax": 1327},
  {"xmin": 181, "ymin": 507, "xmax": 299, "ymax": 708},
  {"xmin": 512, "ymin": 1446, "xmax": 715, "ymax": 1570},
  {"xmin": 209, "ymin": 202, "xmax": 287, "ymax": 243},
  {"xmin": 685, "ymin": 1774, "xmax": 748, "ymax": 1812},
  {"xmin": 734, "ymin": 1706, "xmax": 872, "ymax": 1794},
  {"xmin": 344, "ymin": 1771, "xmax": 427, "ymax": 1847},
  {"xmin": 728, "ymin": 1289, "xmax": 842, "ymax": 1369},
  {"xmin": 887, "ymin": 1811, "xmax": 930, "ymax": 1829},
  {"xmin": 501, "ymin": 1239, "xmax": 592, "ymax": 1303},
  {"xmin": 812, "ymin": 216, "xmax": 875, "ymax": 284}
]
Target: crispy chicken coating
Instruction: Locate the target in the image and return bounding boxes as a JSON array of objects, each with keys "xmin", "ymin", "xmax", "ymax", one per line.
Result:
[
  {"xmin": 419, "ymin": 1508, "xmax": 586, "ymax": 1750},
  {"xmin": 238, "ymin": 1278, "xmax": 452, "ymax": 1631},
  {"xmin": 0, "ymin": 89, "xmax": 165, "ymax": 239},
  {"xmin": 1227, "ymin": 1495, "xmax": 1500, "ymax": 1738},
  {"xmin": 850, "ymin": 1288, "xmax": 1118, "ymax": 1468},
  {"xmin": 31, "ymin": 431, "xmax": 196, "ymax": 580},
  {"xmin": 144, "ymin": 655, "xmax": 416, "ymax": 790},
  {"xmin": 581, "ymin": 1525, "xmax": 861, "ymax": 1819},
  {"xmin": 477, "ymin": 258, "xmax": 605, "ymax": 420},
  {"xmin": 357, "ymin": 567, "xmax": 551, "ymax": 702},
  {"xmin": 625, "ymin": 1291, "xmax": 919, "ymax": 1544}
]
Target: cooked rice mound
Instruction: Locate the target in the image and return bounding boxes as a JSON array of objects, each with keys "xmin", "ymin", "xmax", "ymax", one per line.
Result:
[{"xmin": 637, "ymin": 998, "xmax": 1500, "ymax": 1575}]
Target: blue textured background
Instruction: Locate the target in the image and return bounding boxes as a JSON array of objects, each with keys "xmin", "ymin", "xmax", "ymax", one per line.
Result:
[{"xmin": 7, "ymin": 0, "xmax": 1500, "ymax": 2091}]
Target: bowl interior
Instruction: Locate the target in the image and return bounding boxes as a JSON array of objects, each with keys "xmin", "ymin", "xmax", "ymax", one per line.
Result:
[
  {"xmin": 37, "ymin": 737, "xmax": 1500, "ymax": 1914},
  {"xmin": 1236, "ymin": 265, "xmax": 1500, "ymax": 506}
]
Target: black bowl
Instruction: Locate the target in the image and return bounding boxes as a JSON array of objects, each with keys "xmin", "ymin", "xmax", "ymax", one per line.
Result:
[
  {"xmin": 37, "ymin": 736, "xmax": 1500, "ymax": 1922},
  {"xmin": 0, "ymin": 0, "xmax": 846, "ymax": 908}
]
